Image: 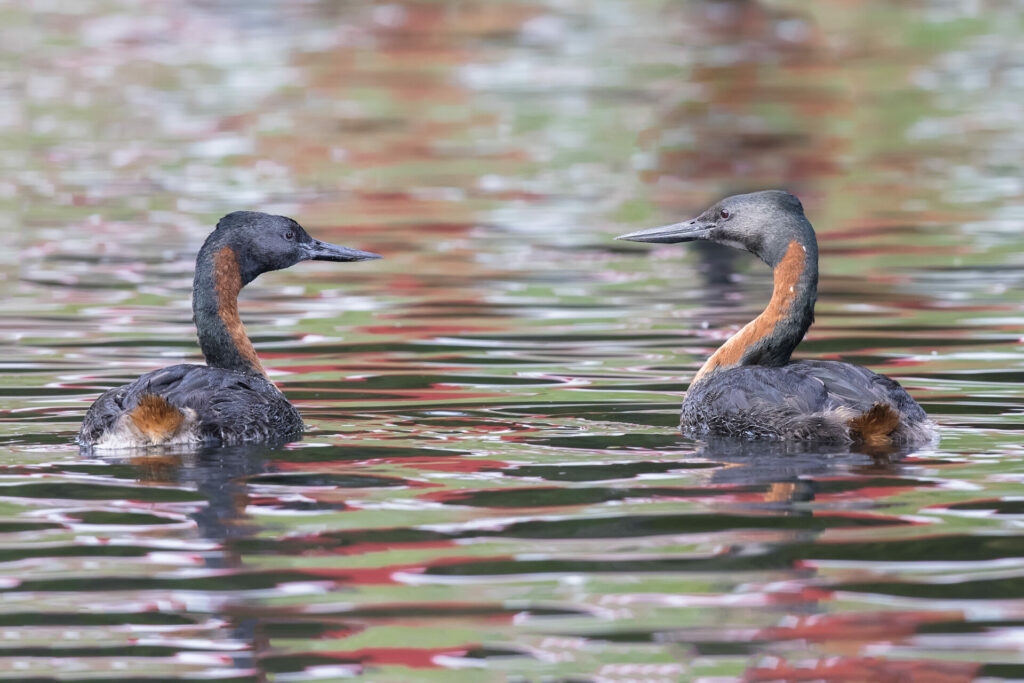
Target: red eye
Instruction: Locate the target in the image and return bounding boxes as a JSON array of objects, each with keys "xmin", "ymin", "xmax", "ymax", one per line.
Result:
[{"xmin": 720, "ymin": 209, "xmax": 730, "ymax": 219}]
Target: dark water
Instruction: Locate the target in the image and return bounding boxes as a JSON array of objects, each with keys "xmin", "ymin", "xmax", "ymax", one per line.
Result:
[{"xmin": 3, "ymin": 1, "xmax": 1024, "ymax": 680}]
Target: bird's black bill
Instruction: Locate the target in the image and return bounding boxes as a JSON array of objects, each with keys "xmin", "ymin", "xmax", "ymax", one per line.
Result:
[
  {"xmin": 303, "ymin": 239, "xmax": 382, "ymax": 262},
  {"xmin": 615, "ymin": 219, "xmax": 712, "ymax": 244}
]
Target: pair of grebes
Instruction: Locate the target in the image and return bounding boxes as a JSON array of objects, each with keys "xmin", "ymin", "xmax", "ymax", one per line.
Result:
[{"xmin": 79, "ymin": 191, "xmax": 934, "ymax": 450}]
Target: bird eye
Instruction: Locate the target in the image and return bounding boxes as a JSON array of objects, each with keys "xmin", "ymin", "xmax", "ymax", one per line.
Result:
[
  {"xmin": 720, "ymin": 209, "xmax": 731, "ymax": 219},
  {"xmin": 284, "ymin": 231, "xmax": 295, "ymax": 241}
]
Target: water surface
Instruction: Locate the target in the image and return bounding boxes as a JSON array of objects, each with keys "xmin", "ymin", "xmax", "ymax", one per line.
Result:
[{"xmin": 2, "ymin": 1, "xmax": 1024, "ymax": 680}]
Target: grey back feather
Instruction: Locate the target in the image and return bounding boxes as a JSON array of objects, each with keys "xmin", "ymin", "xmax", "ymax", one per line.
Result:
[
  {"xmin": 79, "ymin": 364, "xmax": 302, "ymax": 447},
  {"xmin": 682, "ymin": 360, "xmax": 931, "ymax": 444}
]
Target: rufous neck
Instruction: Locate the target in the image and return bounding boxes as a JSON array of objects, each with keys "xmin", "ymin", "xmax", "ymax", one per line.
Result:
[
  {"xmin": 691, "ymin": 239, "xmax": 817, "ymax": 386},
  {"xmin": 192, "ymin": 244, "xmax": 266, "ymax": 376}
]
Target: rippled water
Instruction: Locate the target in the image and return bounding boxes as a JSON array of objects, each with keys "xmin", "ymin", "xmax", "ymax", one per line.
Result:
[{"xmin": 3, "ymin": 1, "xmax": 1024, "ymax": 680}]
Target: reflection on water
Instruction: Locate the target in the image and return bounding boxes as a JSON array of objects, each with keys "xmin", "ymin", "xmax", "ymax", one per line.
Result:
[{"xmin": 2, "ymin": 0, "xmax": 1024, "ymax": 680}]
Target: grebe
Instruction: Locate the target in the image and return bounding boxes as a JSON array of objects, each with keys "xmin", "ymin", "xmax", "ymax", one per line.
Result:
[
  {"xmin": 79, "ymin": 211, "xmax": 380, "ymax": 449},
  {"xmin": 617, "ymin": 190, "xmax": 934, "ymax": 448}
]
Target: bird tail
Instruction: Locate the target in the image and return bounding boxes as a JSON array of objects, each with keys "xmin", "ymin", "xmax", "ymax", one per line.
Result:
[
  {"xmin": 848, "ymin": 403, "xmax": 901, "ymax": 453},
  {"xmin": 128, "ymin": 394, "xmax": 186, "ymax": 444}
]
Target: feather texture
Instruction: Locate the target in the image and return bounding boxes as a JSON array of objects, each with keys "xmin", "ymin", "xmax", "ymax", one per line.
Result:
[
  {"xmin": 79, "ymin": 364, "xmax": 302, "ymax": 449},
  {"xmin": 682, "ymin": 360, "xmax": 933, "ymax": 445}
]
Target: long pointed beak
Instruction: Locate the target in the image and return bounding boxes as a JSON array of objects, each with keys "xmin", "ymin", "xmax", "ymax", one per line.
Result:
[
  {"xmin": 615, "ymin": 219, "xmax": 712, "ymax": 244},
  {"xmin": 302, "ymin": 239, "xmax": 382, "ymax": 262}
]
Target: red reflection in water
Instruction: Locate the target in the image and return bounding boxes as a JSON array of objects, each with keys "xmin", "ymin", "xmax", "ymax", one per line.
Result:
[
  {"xmin": 348, "ymin": 646, "xmax": 471, "ymax": 668},
  {"xmin": 759, "ymin": 610, "xmax": 962, "ymax": 644},
  {"xmin": 384, "ymin": 455, "xmax": 510, "ymax": 473},
  {"xmin": 289, "ymin": 646, "xmax": 471, "ymax": 669},
  {"xmin": 744, "ymin": 656, "xmax": 978, "ymax": 683}
]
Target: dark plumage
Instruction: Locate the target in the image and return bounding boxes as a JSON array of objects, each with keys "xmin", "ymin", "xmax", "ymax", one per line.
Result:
[
  {"xmin": 78, "ymin": 365, "xmax": 303, "ymax": 447},
  {"xmin": 617, "ymin": 190, "xmax": 934, "ymax": 448},
  {"xmin": 79, "ymin": 211, "xmax": 380, "ymax": 449},
  {"xmin": 682, "ymin": 360, "xmax": 930, "ymax": 444}
]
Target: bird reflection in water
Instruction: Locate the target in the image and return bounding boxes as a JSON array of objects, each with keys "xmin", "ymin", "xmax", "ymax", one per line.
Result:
[{"xmin": 127, "ymin": 443, "xmax": 280, "ymax": 680}]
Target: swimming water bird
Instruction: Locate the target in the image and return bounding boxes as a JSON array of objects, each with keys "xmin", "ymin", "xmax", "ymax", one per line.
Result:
[
  {"xmin": 79, "ymin": 212, "xmax": 380, "ymax": 449},
  {"xmin": 616, "ymin": 190, "xmax": 934, "ymax": 448}
]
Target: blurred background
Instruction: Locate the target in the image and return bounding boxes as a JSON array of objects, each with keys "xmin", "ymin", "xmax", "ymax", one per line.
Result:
[{"xmin": 1, "ymin": 1, "xmax": 1024, "ymax": 681}]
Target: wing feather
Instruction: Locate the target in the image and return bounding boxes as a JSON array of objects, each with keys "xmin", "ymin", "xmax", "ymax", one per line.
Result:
[
  {"xmin": 682, "ymin": 360, "xmax": 929, "ymax": 443},
  {"xmin": 79, "ymin": 364, "xmax": 302, "ymax": 446}
]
